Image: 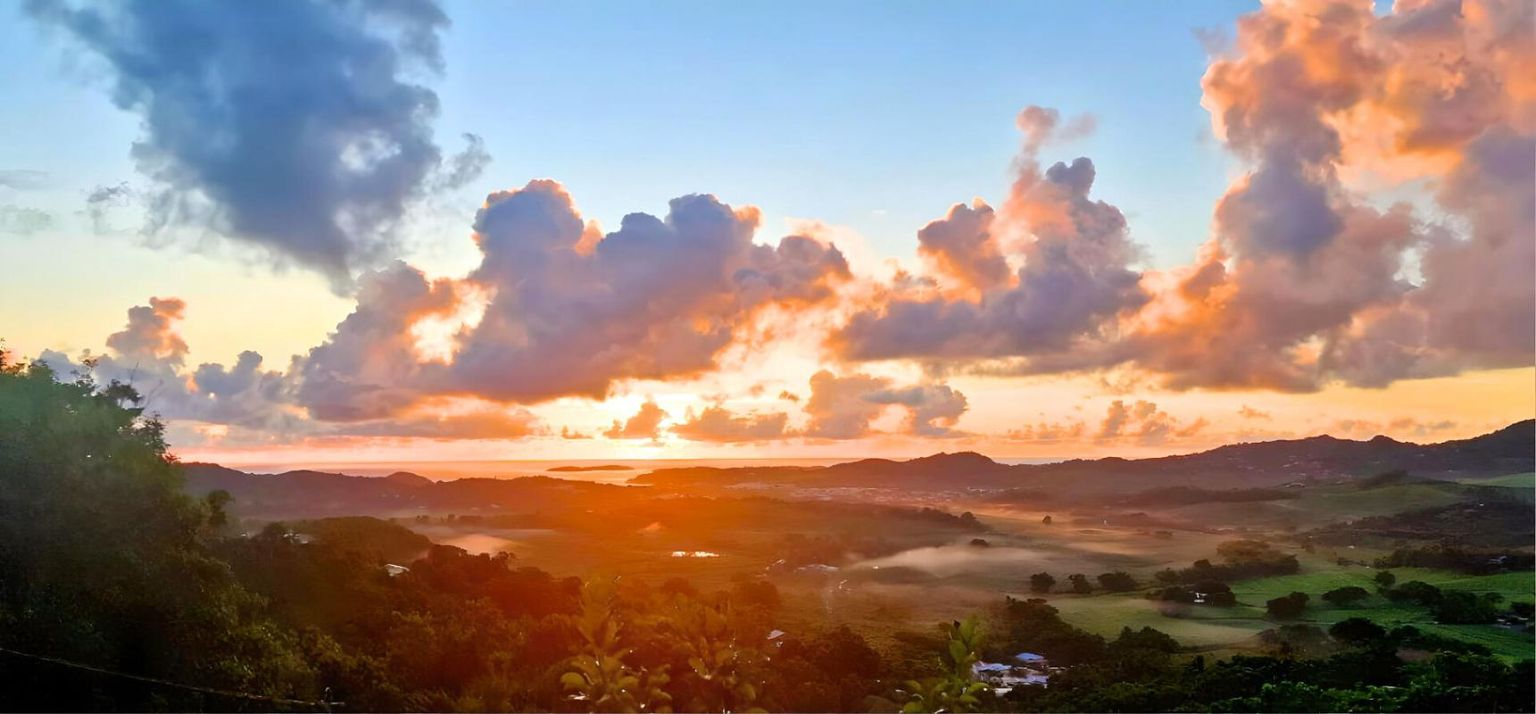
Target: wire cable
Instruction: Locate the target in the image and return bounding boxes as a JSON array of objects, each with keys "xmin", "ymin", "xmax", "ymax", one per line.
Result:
[{"xmin": 0, "ymin": 645, "xmax": 344, "ymax": 710}]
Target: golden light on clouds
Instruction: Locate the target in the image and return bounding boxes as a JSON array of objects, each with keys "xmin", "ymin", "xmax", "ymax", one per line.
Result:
[{"xmin": 12, "ymin": 0, "xmax": 1530, "ymax": 467}]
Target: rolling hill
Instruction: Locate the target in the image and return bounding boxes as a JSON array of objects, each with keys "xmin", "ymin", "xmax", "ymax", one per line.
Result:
[
  {"xmin": 182, "ymin": 421, "xmax": 1532, "ymax": 515},
  {"xmin": 633, "ymin": 420, "xmax": 1535, "ymax": 493}
]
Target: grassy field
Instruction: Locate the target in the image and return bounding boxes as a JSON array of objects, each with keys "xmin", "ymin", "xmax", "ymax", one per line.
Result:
[
  {"xmin": 1457, "ymin": 472, "xmax": 1536, "ymax": 489},
  {"xmin": 1156, "ymin": 482, "xmax": 1481, "ymax": 531},
  {"xmin": 403, "ymin": 496, "xmax": 1534, "ymax": 660},
  {"xmin": 1043, "ymin": 562, "xmax": 1535, "ymax": 659}
]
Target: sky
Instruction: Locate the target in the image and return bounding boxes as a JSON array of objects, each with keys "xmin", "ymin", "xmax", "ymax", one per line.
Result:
[{"xmin": 0, "ymin": 0, "xmax": 1531, "ymax": 465}]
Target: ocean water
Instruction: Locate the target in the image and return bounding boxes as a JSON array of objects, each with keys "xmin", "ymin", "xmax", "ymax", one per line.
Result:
[{"xmin": 212, "ymin": 456, "xmax": 1063, "ymax": 484}]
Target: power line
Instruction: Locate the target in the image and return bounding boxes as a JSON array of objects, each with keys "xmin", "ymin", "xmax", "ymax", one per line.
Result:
[{"xmin": 0, "ymin": 645, "xmax": 344, "ymax": 710}]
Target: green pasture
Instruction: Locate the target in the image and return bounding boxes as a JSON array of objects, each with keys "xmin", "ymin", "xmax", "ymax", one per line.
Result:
[
  {"xmin": 1457, "ymin": 472, "xmax": 1536, "ymax": 489},
  {"xmin": 1046, "ymin": 562, "xmax": 1534, "ymax": 659}
]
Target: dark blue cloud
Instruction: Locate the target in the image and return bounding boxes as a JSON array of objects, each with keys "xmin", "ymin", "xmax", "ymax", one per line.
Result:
[{"xmin": 29, "ymin": 0, "xmax": 485, "ymax": 288}]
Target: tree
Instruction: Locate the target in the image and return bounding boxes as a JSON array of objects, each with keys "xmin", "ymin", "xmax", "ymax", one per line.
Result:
[
  {"xmin": 1029, "ymin": 572, "xmax": 1056, "ymax": 594},
  {"xmin": 1068, "ymin": 574, "xmax": 1093, "ymax": 594},
  {"xmin": 1154, "ymin": 586, "xmax": 1195, "ymax": 603},
  {"xmin": 1096, "ymin": 572, "xmax": 1138, "ymax": 592},
  {"xmin": 0, "ymin": 360, "xmax": 316, "ymax": 709},
  {"xmin": 1374, "ymin": 570, "xmax": 1396, "ymax": 589},
  {"xmin": 1430, "ymin": 591, "xmax": 1500, "ymax": 624},
  {"xmin": 1195, "ymin": 581, "xmax": 1237, "ymax": 607},
  {"xmin": 991, "ymin": 597, "xmax": 1107, "ymax": 666},
  {"xmin": 1265, "ymin": 592, "xmax": 1309, "ymax": 619},
  {"xmin": 766, "ymin": 626, "xmax": 883, "ymax": 712},
  {"xmin": 1384, "ymin": 580, "xmax": 1442, "ymax": 605},
  {"xmin": 1258, "ymin": 624, "xmax": 1329, "ymax": 657},
  {"xmin": 1329, "ymin": 617, "xmax": 1387, "ymax": 646},
  {"xmin": 659, "ymin": 595, "xmax": 767, "ymax": 712},
  {"xmin": 1322, "ymin": 586, "xmax": 1371, "ymax": 606}
]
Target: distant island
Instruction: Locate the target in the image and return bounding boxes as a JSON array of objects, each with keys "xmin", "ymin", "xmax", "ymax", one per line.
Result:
[{"xmin": 548, "ymin": 464, "xmax": 635, "ymax": 472}]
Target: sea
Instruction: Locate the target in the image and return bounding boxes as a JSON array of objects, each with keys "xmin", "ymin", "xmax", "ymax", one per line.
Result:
[{"xmin": 215, "ymin": 456, "xmax": 1064, "ymax": 484}]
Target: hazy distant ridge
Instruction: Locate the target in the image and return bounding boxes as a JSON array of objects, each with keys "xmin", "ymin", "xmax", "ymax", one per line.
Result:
[
  {"xmin": 183, "ymin": 421, "xmax": 1532, "ymax": 514},
  {"xmin": 632, "ymin": 420, "xmax": 1536, "ymax": 493}
]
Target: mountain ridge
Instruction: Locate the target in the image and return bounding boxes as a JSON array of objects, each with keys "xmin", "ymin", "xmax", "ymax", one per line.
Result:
[
  {"xmin": 182, "ymin": 420, "xmax": 1533, "ymax": 514},
  {"xmin": 633, "ymin": 420, "xmax": 1535, "ymax": 492}
]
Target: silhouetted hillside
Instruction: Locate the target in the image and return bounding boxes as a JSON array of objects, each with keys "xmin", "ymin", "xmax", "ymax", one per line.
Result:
[
  {"xmin": 182, "ymin": 464, "xmax": 627, "ymax": 518},
  {"xmin": 633, "ymin": 420, "xmax": 1535, "ymax": 493},
  {"xmin": 184, "ymin": 422, "xmax": 1532, "ymax": 512}
]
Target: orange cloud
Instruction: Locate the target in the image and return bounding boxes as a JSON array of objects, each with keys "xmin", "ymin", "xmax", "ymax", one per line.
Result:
[
  {"xmin": 605, "ymin": 400, "xmax": 668, "ymax": 440},
  {"xmin": 827, "ymin": 1, "xmax": 1529, "ymax": 396},
  {"xmin": 1096, "ymin": 400, "xmax": 1207, "ymax": 446},
  {"xmin": 671, "ymin": 406, "xmax": 791, "ymax": 443},
  {"xmin": 802, "ymin": 370, "xmax": 969, "ymax": 440},
  {"xmin": 832, "ymin": 105, "xmax": 1145, "ymax": 363}
]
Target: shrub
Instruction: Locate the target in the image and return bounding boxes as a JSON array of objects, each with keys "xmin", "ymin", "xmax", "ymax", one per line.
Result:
[
  {"xmin": 1322, "ymin": 586, "xmax": 1371, "ymax": 606},
  {"xmin": 1384, "ymin": 581, "xmax": 1442, "ymax": 605},
  {"xmin": 1266, "ymin": 592, "xmax": 1309, "ymax": 619},
  {"xmin": 1096, "ymin": 571, "xmax": 1139, "ymax": 592},
  {"xmin": 1329, "ymin": 617, "xmax": 1387, "ymax": 646},
  {"xmin": 1430, "ymin": 591, "xmax": 1501, "ymax": 625}
]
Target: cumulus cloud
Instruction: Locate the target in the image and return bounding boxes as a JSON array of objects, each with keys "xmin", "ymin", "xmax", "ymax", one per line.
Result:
[
  {"xmin": 294, "ymin": 262, "xmax": 459, "ymax": 421},
  {"xmin": 833, "ymin": 106, "xmax": 1146, "ymax": 364},
  {"xmin": 1325, "ymin": 418, "xmax": 1464, "ymax": 441},
  {"xmin": 915, "ymin": 200, "xmax": 1010, "ymax": 294},
  {"xmin": 671, "ymin": 406, "xmax": 791, "ymax": 443},
  {"xmin": 802, "ymin": 371, "xmax": 894, "ymax": 439},
  {"xmin": 106, "ymin": 297, "xmax": 190, "ymax": 365},
  {"xmin": 802, "ymin": 370, "xmax": 969, "ymax": 440},
  {"xmin": 39, "ymin": 176, "xmax": 861, "ymax": 446},
  {"xmin": 1386, "ymin": 417, "xmax": 1458, "ymax": 439},
  {"xmin": 830, "ymin": 2, "xmax": 1529, "ymax": 393},
  {"xmin": 863, "ymin": 383, "xmax": 969, "ymax": 437},
  {"xmin": 1340, "ymin": 127, "xmax": 1536, "ymax": 380},
  {"xmin": 38, "ymin": 299, "xmax": 303, "ymax": 437},
  {"xmin": 295, "ymin": 180, "xmax": 851, "ymax": 418},
  {"xmin": 30, "ymin": 0, "xmax": 483, "ymax": 288},
  {"xmin": 1117, "ymin": 0, "xmax": 1533, "ymax": 391},
  {"xmin": 452, "ymin": 182, "xmax": 849, "ymax": 400},
  {"xmin": 36, "ymin": 297, "xmax": 544, "ymax": 443},
  {"xmin": 1238, "ymin": 405, "xmax": 1271, "ymax": 420},
  {"xmin": 331, "ymin": 401, "xmax": 539, "ymax": 440},
  {"xmin": 1004, "ymin": 419, "xmax": 1086, "ymax": 444},
  {"xmin": 1096, "ymin": 400, "xmax": 1207, "ymax": 446},
  {"xmin": 605, "ymin": 400, "xmax": 668, "ymax": 440}
]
